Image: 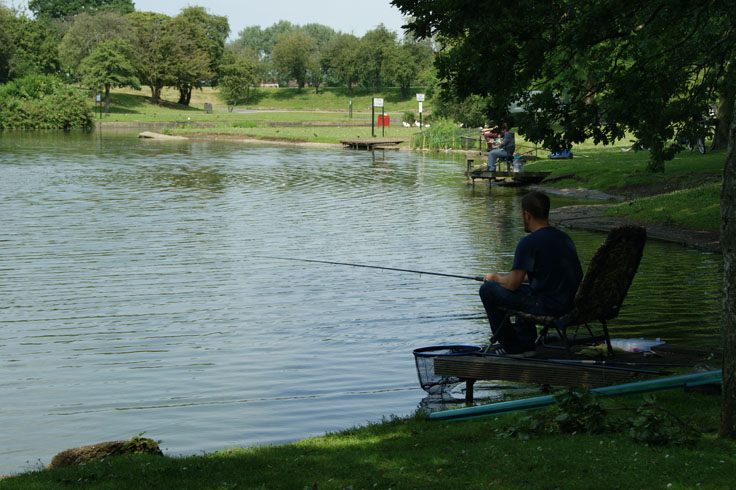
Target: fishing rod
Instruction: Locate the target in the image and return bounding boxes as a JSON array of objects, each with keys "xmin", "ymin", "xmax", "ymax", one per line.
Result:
[{"xmin": 253, "ymin": 255, "xmax": 486, "ymax": 282}]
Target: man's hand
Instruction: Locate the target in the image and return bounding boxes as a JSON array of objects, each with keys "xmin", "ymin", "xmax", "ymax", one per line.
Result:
[{"xmin": 484, "ymin": 269, "xmax": 526, "ymax": 291}]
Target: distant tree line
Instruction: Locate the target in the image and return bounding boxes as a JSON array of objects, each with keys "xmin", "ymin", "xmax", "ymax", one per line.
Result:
[
  {"xmin": 228, "ymin": 20, "xmax": 434, "ymax": 99},
  {"xmin": 0, "ymin": 0, "xmax": 435, "ymax": 120}
]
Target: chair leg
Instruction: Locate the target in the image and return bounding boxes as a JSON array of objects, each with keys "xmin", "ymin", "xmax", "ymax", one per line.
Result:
[
  {"xmin": 486, "ymin": 311, "xmax": 514, "ymax": 352},
  {"xmin": 559, "ymin": 326, "xmax": 573, "ymax": 358},
  {"xmin": 600, "ymin": 319, "xmax": 614, "ymax": 356}
]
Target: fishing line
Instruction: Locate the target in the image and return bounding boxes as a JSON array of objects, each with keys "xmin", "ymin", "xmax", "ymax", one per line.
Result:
[{"xmin": 254, "ymin": 255, "xmax": 486, "ymax": 282}]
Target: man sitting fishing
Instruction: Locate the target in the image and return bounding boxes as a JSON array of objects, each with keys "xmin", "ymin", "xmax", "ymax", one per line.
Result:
[{"xmin": 479, "ymin": 191, "xmax": 583, "ymax": 356}]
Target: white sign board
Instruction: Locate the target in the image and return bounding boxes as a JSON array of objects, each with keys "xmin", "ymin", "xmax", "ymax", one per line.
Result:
[
  {"xmin": 373, "ymin": 98, "xmax": 384, "ymax": 107},
  {"xmin": 416, "ymin": 93, "xmax": 425, "ymax": 102},
  {"xmin": 95, "ymin": 94, "xmax": 101, "ymax": 102},
  {"xmin": 419, "ymin": 102, "xmax": 423, "ymax": 113}
]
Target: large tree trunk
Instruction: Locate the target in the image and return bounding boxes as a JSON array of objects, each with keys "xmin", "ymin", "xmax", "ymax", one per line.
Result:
[
  {"xmin": 177, "ymin": 85, "xmax": 187, "ymax": 105},
  {"xmin": 104, "ymin": 85, "xmax": 111, "ymax": 114},
  {"xmin": 721, "ymin": 104, "xmax": 736, "ymax": 438},
  {"xmin": 150, "ymin": 85, "xmax": 161, "ymax": 104}
]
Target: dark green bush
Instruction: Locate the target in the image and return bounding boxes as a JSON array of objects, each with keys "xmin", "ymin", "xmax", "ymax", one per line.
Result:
[{"xmin": 0, "ymin": 74, "xmax": 93, "ymax": 130}]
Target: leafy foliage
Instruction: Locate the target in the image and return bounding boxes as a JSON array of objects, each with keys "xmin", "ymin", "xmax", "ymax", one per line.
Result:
[
  {"xmin": 272, "ymin": 31, "xmax": 316, "ymax": 91},
  {"xmin": 218, "ymin": 50, "xmax": 259, "ymax": 109},
  {"xmin": 496, "ymin": 390, "xmax": 698, "ymax": 447},
  {"xmin": 0, "ymin": 74, "xmax": 93, "ymax": 129},
  {"xmin": 58, "ymin": 11, "xmax": 133, "ymax": 80},
  {"xmin": 629, "ymin": 394, "xmax": 699, "ymax": 446},
  {"xmin": 393, "ymin": 0, "xmax": 736, "ymax": 172},
  {"xmin": 0, "ymin": 8, "xmax": 61, "ymax": 83},
  {"xmin": 28, "ymin": 0, "xmax": 134, "ymax": 19},
  {"xmin": 80, "ymin": 39, "xmax": 139, "ymax": 113},
  {"xmin": 126, "ymin": 11, "xmax": 172, "ymax": 103},
  {"xmin": 554, "ymin": 388, "xmax": 610, "ymax": 435}
]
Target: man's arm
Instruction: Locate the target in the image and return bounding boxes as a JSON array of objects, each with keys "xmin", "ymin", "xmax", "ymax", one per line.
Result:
[{"xmin": 484, "ymin": 268, "xmax": 527, "ymax": 291}]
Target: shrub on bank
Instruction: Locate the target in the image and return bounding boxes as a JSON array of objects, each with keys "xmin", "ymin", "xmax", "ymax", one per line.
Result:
[
  {"xmin": 411, "ymin": 118, "xmax": 483, "ymax": 150},
  {"xmin": 0, "ymin": 75, "xmax": 94, "ymax": 130}
]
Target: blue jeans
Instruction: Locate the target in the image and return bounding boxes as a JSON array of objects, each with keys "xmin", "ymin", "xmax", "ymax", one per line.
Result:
[
  {"xmin": 479, "ymin": 282, "xmax": 547, "ymax": 353},
  {"xmin": 487, "ymin": 149, "xmax": 508, "ymax": 171}
]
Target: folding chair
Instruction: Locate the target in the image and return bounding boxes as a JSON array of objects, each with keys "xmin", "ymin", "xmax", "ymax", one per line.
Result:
[{"xmin": 490, "ymin": 225, "xmax": 647, "ymax": 357}]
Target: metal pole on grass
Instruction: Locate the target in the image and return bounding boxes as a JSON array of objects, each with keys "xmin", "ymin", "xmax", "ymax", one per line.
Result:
[{"xmin": 371, "ymin": 98, "xmax": 375, "ymax": 137}]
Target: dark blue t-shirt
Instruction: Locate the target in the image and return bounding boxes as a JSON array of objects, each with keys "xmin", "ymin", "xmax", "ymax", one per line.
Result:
[{"xmin": 511, "ymin": 226, "xmax": 583, "ymax": 314}]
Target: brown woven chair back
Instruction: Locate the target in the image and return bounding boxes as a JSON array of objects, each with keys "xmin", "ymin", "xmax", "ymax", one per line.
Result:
[{"xmin": 574, "ymin": 226, "xmax": 647, "ymax": 324}]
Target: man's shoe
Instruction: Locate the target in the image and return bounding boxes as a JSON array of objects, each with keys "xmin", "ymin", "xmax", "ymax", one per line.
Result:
[{"xmin": 484, "ymin": 343, "xmax": 536, "ymax": 358}]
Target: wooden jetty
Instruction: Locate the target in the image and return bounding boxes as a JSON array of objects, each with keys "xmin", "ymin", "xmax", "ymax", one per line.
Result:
[
  {"xmin": 465, "ymin": 153, "xmax": 550, "ymax": 186},
  {"xmin": 340, "ymin": 138, "xmax": 410, "ymax": 150},
  {"xmin": 434, "ymin": 344, "xmax": 721, "ymax": 403}
]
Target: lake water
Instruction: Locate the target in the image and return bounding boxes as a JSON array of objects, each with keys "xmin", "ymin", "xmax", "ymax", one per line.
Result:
[{"xmin": 0, "ymin": 131, "xmax": 723, "ymax": 475}]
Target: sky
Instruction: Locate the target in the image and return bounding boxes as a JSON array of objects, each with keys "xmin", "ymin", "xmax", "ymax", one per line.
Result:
[{"xmin": 13, "ymin": 0, "xmax": 410, "ymax": 40}]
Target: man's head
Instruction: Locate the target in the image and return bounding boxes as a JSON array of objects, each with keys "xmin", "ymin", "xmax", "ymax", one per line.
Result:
[{"xmin": 520, "ymin": 191, "xmax": 550, "ymax": 232}]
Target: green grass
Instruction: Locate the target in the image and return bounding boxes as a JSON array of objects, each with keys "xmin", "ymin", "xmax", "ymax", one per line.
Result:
[
  {"xmin": 518, "ymin": 146, "xmax": 725, "ymax": 230},
  {"xmin": 162, "ymin": 123, "xmax": 418, "ymax": 144},
  {"xmin": 605, "ymin": 183, "xmax": 722, "ymax": 229},
  {"xmin": 95, "ymin": 86, "xmax": 429, "ymax": 122},
  {"xmin": 2, "ymin": 389, "xmax": 732, "ymax": 489}
]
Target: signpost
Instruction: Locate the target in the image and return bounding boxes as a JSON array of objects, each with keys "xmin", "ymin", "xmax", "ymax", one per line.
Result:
[
  {"xmin": 416, "ymin": 93, "xmax": 425, "ymax": 127},
  {"xmin": 372, "ymin": 97, "xmax": 384, "ymax": 137},
  {"xmin": 96, "ymin": 93, "xmax": 102, "ymax": 119}
]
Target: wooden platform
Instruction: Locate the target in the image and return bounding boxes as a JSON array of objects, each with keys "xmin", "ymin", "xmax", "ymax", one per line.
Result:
[
  {"xmin": 465, "ymin": 154, "xmax": 550, "ymax": 186},
  {"xmin": 433, "ymin": 344, "xmax": 721, "ymax": 403},
  {"xmin": 340, "ymin": 138, "xmax": 409, "ymax": 150}
]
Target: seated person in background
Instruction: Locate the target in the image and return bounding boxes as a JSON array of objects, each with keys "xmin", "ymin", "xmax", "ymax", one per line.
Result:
[
  {"xmin": 479, "ymin": 191, "xmax": 583, "ymax": 355},
  {"xmin": 482, "ymin": 125, "xmax": 501, "ymax": 149},
  {"xmin": 487, "ymin": 122, "xmax": 515, "ymax": 171}
]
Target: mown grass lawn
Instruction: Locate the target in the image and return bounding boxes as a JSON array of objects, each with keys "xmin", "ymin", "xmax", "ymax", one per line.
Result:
[{"xmin": 2, "ymin": 387, "xmax": 732, "ymax": 490}]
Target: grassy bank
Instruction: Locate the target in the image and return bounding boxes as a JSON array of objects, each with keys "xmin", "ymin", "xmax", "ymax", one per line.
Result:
[
  {"xmin": 2, "ymin": 387, "xmax": 732, "ymax": 489},
  {"xmin": 519, "ymin": 147, "xmax": 725, "ymax": 231},
  {"xmin": 96, "ymin": 86, "xmax": 428, "ymax": 123}
]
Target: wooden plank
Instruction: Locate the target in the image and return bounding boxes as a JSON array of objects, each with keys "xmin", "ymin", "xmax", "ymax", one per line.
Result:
[
  {"xmin": 340, "ymin": 138, "xmax": 409, "ymax": 149},
  {"xmin": 434, "ymin": 355, "xmax": 635, "ymax": 388}
]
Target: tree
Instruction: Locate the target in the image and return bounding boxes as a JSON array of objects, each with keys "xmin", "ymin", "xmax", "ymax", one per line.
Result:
[
  {"xmin": 392, "ymin": 0, "xmax": 736, "ymax": 438},
  {"xmin": 58, "ymin": 11, "xmax": 132, "ymax": 81},
  {"xmin": 79, "ymin": 39, "xmax": 139, "ymax": 113},
  {"xmin": 271, "ymin": 30, "xmax": 316, "ymax": 91},
  {"xmin": 724, "ymin": 108, "xmax": 736, "ymax": 438},
  {"xmin": 306, "ymin": 52, "xmax": 322, "ymax": 94},
  {"xmin": 230, "ymin": 25, "xmax": 269, "ymax": 59},
  {"xmin": 29, "ymin": 0, "xmax": 134, "ymax": 19},
  {"xmin": 177, "ymin": 6, "xmax": 229, "ymax": 85},
  {"xmin": 393, "ymin": 0, "xmax": 733, "ymax": 173},
  {"xmin": 358, "ymin": 25, "xmax": 397, "ymax": 92},
  {"xmin": 384, "ymin": 38, "xmax": 433, "ymax": 99},
  {"xmin": 301, "ymin": 23, "xmax": 337, "ymax": 50},
  {"xmin": 218, "ymin": 50, "xmax": 258, "ymax": 111},
  {"xmin": 127, "ymin": 11, "xmax": 172, "ymax": 103},
  {"xmin": 321, "ymin": 33, "xmax": 361, "ymax": 93},
  {"xmin": 2, "ymin": 11, "xmax": 61, "ymax": 81},
  {"xmin": 166, "ymin": 14, "xmax": 213, "ymax": 105},
  {"xmin": 0, "ymin": 5, "xmax": 13, "ymax": 82}
]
